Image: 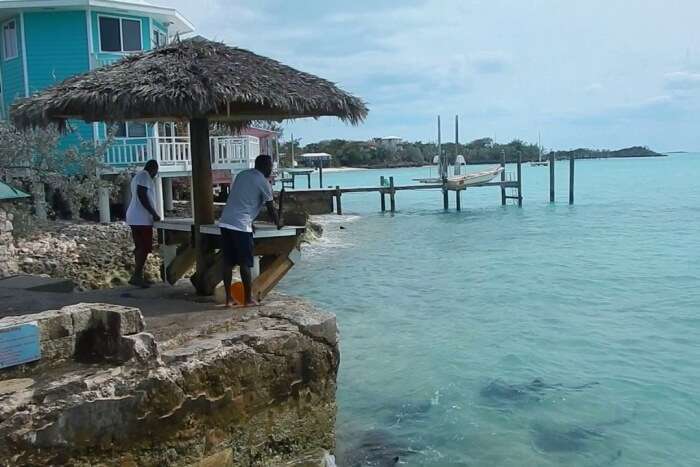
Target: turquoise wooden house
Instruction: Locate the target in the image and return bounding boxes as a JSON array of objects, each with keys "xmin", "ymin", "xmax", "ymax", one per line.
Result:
[
  {"xmin": 0, "ymin": 0, "xmax": 192, "ymax": 143},
  {"xmin": 0, "ymin": 0, "xmax": 277, "ymax": 220}
]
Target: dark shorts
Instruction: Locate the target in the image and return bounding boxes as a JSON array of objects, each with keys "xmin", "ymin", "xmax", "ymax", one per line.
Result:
[
  {"xmin": 131, "ymin": 225, "xmax": 154, "ymax": 254},
  {"xmin": 220, "ymin": 228, "xmax": 254, "ymax": 268}
]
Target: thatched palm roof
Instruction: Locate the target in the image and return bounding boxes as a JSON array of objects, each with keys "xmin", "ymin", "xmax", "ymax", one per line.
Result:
[{"xmin": 10, "ymin": 37, "xmax": 368, "ymax": 130}]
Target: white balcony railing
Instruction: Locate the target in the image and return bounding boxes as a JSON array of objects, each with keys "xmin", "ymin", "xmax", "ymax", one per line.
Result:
[
  {"xmin": 101, "ymin": 135, "xmax": 261, "ymax": 174},
  {"xmin": 90, "ymin": 53, "xmax": 123, "ymax": 69}
]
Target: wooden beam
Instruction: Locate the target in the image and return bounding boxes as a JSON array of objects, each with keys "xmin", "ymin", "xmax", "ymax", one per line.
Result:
[
  {"xmin": 165, "ymin": 245, "xmax": 196, "ymax": 285},
  {"xmin": 253, "ymin": 236, "xmax": 298, "ymax": 257},
  {"xmin": 189, "ymin": 117, "xmax": 216, "ymax": 295},
  {"xmin": 252, "ymin": 254, "xmax": 295, "ymax": 302}
]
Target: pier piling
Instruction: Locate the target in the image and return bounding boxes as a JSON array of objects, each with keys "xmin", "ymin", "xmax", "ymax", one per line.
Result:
[
  {"xmin": 500, "ymin": 151, "xmax": 506, "ymax": 206},
  {"xmin": 456, "ymin": 189, "xmax": 462, "ymax": 211},
  {"xmin": 380, "ymin": 176, "xmax": 386, "ymax": 212},
  {"xmin": 549, "ymin": 151, "xmax": 555, "ymax": 203},
  {"xmin": 335, "ymin": 186, "xmax": 342, "ymax": 214},
  {"xmin": 443, "ymin": 188, "xmax": 449, "ymax": 210},
  {"xmin": 389, "ymin": 177, "xmax": 396, "ymax": 213},
  {"xmin": 569, "ymin": 156, "xmax": 575, "ymax": 205},
  {"xmin": 517, "ymin": 152, "xmax": 523, "ymax": 207}
]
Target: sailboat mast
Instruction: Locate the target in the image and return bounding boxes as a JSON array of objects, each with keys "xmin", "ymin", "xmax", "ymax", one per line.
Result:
[
  {"xmin": 438, "ymin": 115, "xmax": 444, "ymax": 179},
  {"xmin": 455, "ymin": 115, "xmax": 459, "ymax": 156}
]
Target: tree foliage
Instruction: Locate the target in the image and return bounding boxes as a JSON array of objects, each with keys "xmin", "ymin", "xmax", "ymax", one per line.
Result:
[
  {"xmin": 0, "ymin": 122, "xmax": 114, "ymax": 219},
  {"xmin": 292, "ymin": 137, "xmax": 661, "ymax": 168}
]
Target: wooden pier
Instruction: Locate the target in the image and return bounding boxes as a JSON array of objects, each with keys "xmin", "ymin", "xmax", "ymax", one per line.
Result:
[
  {"xmin": 279, "ymin": 149, "xmax": 582, "ymax": 214},
  {"xmin": 288, "ymin": 155, "xmax": 524, "ymax": 214}
]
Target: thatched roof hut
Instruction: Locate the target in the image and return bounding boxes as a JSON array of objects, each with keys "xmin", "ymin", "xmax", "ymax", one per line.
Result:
[
  {"xmin": 10, "ymin": 37, "xmax": 367, "ymax": 295},
  {"xmin": 10, "ymin": 37, "xmax": 368, "ymax": 129}
]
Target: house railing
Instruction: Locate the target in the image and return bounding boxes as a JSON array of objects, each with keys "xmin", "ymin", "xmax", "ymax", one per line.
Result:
[
  {"xmin": 101, "ymin": 135, "xmax": 261, "ymax": 173},
  {"xmin": 90, "ymin": 53, "xmax": 124, "ymax": 69}
]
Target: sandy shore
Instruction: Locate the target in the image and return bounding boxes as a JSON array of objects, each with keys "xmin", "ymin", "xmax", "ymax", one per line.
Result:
[{"xmin": 319, "ymin": 167, "xmax": 368, "ymax": 173}]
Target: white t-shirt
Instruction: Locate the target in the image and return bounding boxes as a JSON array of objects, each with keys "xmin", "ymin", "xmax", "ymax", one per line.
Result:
[
  {"xmin": 219, "ymin": 169, "xmax": 273, "ymax": 232},
  {"xmin": 126, "ymin": 170, "xmax": 156, "ymax": 226}
]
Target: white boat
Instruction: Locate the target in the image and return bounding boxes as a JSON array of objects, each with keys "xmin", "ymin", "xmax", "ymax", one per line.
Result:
[
  {"xmin": 446, "ymin": 165, "xmax": 504, "ymax": 189},
  {"xmin": 531, "ymin": 133, "xmax": 549, "ymax": 166}
]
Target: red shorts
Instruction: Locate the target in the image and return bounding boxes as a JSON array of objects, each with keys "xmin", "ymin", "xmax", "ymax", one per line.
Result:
[{"xmin": 130, "ymin": 225, "xmax": 154, "ymax": 254}]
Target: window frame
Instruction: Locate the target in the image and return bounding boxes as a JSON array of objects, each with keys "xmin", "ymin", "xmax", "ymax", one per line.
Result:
[
  {"xmin": 2, "ymin": 19, "xmax": 19, "ymax": 61},
  {"xmin": 108, "ymin": 122, "xmax": 148, "ymax": 139},
  {"xmin": 97, "ymin": 14, "xmax": 143, "ymax": 54},
  {"xmin": 152, "ymin": 28, "xmax": 167, "ymax": 48}
]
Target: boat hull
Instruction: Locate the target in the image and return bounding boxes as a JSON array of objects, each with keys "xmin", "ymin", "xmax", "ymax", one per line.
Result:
[{"xmin": 446, "ymin": 166, "xmax": 504, "ymax": 189}]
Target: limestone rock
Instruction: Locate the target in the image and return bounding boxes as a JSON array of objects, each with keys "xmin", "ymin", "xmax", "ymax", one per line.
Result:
[
  {"xmin": 0, "ymin": 300, "xmax": 339, "ymax": 466},
  {"xmin": 14, "ymin": 221, "xmax": 160, "ymax": 291}
]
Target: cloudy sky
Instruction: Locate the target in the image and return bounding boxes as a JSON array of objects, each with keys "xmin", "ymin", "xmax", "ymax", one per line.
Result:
[{"xmin": 165, "ymin": 0, "xmax": 699, "ymax": 151}]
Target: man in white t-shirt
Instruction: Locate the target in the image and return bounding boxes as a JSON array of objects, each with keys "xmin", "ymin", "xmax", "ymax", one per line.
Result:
[
  {"xmin": 219, "ymin": 155, "xmax": 280, "ymax": 307},
  {"xmin": 126, "ymin": 160, "xmax": 160, "ymax": 287}
]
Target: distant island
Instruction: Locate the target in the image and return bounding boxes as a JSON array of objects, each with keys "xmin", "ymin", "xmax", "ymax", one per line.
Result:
[{"xmin": 283, "ymin": 138, "xmax": 665, "ymax": 168}]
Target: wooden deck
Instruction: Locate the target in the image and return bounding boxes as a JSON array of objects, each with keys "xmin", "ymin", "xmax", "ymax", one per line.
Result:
[{"xmin": 155, "ymin": 219, "xmax": 306, "ymax": 299}]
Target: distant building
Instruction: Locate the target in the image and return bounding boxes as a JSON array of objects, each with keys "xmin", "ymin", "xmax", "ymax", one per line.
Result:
[{"xmin": 373, "ymin": 136, "xmax": 402, "ymax": 150}]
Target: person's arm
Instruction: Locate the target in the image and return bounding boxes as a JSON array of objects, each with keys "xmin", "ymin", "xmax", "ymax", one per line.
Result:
[
  {"xmin": 137, "ymin": 185, "xmax": 160, "ymax": 222},
  {"xmin": 266, "ymin": 200, "xmax": 280, "ymax": 229}
]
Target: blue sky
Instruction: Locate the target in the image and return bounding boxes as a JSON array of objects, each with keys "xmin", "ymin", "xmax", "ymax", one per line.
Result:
[{"xmin": 166, "ymin": 0, "xmax": 700, "ymax": 151}]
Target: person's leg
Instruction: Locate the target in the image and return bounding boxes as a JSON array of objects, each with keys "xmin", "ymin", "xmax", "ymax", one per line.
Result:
[
  {"xmin": 130, "ymin": 227, "xmax": 149, "ymax": 287},
  {"xmin": 221, "ymin": 228, "xmax": 236, "ymax": 306},
  {"xmin": 134, "ymin": 248, "xmax": 147, "ymax": 277},
  {"xmin": 234, "ymin": 230, "xmax": 257, "ymax": 306},
  {"xmin": 240, "ymin": 262, "xmax": 253, "ymax": 305},
  {"xmin": 223, "ymin": 257, "xmax": 234, "ymax": 305}
]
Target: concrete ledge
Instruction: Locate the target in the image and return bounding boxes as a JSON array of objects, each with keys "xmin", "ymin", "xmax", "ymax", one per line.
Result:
[{"xmin": 0, "ymin": 303, "xmax": 147, "ymax": 374}]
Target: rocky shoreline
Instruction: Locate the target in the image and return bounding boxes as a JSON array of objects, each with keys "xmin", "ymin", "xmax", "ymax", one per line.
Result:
[
  {"xmin": 0, "ymin": 292, "xmax": 339, "ymax": 466},
  {"xmin": 13, "ymin": 221, "xmax": 161, "ymax": 290}
]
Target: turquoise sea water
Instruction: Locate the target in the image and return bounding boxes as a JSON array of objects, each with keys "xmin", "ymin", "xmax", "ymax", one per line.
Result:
[{"xmin": 279, "ymin": 155, "xmax": 700, "ymax": 466}]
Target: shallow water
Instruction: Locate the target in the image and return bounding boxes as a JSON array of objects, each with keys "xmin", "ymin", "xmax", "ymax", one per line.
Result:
[{"xmin": 279, "ymin": 155, "xmax": 700, "ymax": 466}]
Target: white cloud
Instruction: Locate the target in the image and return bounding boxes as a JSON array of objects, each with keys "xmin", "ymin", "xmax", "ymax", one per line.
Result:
[
  {"xmin": 664, "ymin": 71, "xmax": 700, "ymax": 90},
  {"xmin": 159, "ymin": 0, "xmax": 700, "ymax": 150}
]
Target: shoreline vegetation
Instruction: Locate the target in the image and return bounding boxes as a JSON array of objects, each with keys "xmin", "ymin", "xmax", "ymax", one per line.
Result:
[{"xmin": 284, "ymin": 138, "xmax": 664, "ymax": 169}]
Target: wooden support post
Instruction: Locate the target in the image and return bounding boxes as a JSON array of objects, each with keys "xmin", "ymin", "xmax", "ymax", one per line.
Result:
[
  {"xmin": 389, "ymin": 176, "xmax": 396, "ymax": 212},
  {"xmin": 98, "ymin": 186, "xmax": 110, "ymax": 224},
  {"xmin": 319, "ymin": 163, "xmax": 324, "ymax": 188},
  {"xmin": 163, "ymin": 177, "xmax": 174, "ymax": 211},
  {"xmin": 569, "ymin": 155, "xmax": 575, "ymax": 205},
  {"xmin": 456, "ymin": 189, "xmax": 461, "ymax": 211},
  {"xmin": 335, "ymin": 185, "xmax": 342, "ymax": 215},
  {"xmin": 549, "ymin": 151, "xmax": 555, "ymax": 203},
  {"xmin": 189, "ymin": 117, "xmax": 216, "ymax": 295},
  {"xmin": 517, "ymin": 152, "xmax": 523, "ymax": 207},
  {"xmin": 500, "ymin": 151, "xmax": 506, "ymax": 206},
  {"xmin": 307, "ymin": 172, "xmax": 311, "ymax": 189},
  {"xmin": 380, "ymin": 176, "xmax": 386, "ymax": 212},
  {"xmin": 443, "ymin": 187, "xmax": 449, "ymax": 210}
]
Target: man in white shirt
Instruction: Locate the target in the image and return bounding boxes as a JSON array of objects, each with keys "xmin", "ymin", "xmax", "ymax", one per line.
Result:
[
  {"xmin": 126, "ymin": 160, "xmax": 160, "ymax": 287},
  {"xmin": 219, "ymin": 155, "xmax": 280, "ymax": 307}
]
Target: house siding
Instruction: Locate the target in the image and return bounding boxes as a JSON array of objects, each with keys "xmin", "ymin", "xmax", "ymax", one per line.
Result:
[
  {"xmin": 24, "ymin": 11, "xmax": 92, "ymax": 146},
  {"xmin": 91, "ymin": 10, "xmax": 151, "ymax": 66},
  {"xmin": 0, "ymin": 14, "xmax": 26, "ymax": 118}
]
